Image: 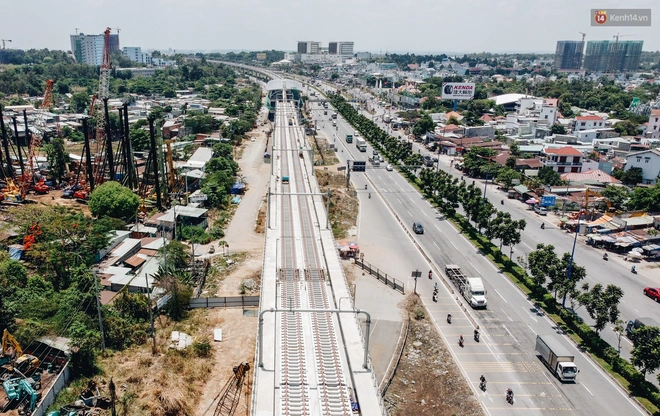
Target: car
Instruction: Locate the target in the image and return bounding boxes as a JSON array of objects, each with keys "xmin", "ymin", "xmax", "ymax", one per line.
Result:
[
  {"xmin": 534, "ymin": 205, "xmax": 548, "ymax": 216},
  {"xmin": 644, "ymin": 287, "xmax": 660, "ymax": 302},
  {"xmin": 413, "ymin": 222, "xmax": 424, "ymax": 234},
  {"xmin": 386, "ymin": 164, "xmax": 393, "ymax": 171},
  {"xmin": 324, "ymin": 111, "xmax": 328, "ymax": 115}
]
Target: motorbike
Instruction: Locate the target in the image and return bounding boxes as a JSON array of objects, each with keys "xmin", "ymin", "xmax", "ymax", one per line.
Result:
[
  {"xmin": 474, "ymin": 330, "xmax": 480, "ymax": 342},
  {"xmin": 428, "ymin": 270, "xmax": 433, "ymax": 279},
  {"xmin": 368, "ymin": 193, "xmax": 371, "ymax": 199},
  {"xmin": 459, "ymin": 336, "xmax": 464, "ymax": 348},
  {"xmin": 432, "ymin": 294, "xmax": 438, "ymax": 302},
  {"xmin": 540, "ymin": 223, "xmax": 545, "ymax": 229},
  {"xmin": 603, "ymin": 254, "xmax": 608, "ymax": 261},
  {"xmin": 501, "ymin": 200, "xmax": 504, "ymax": 205},
  {"xmin": 447, "ymin": 314, "xmax": 452, "ymax": 324},
  {"xmin": 631, "ymin": 267, "xmax": 637, "ymax": 274},
  {"xmin": 479, "ymin": 376, "xmax": 487, "ymax": 391},
  {"xmin": 506, "ymin": 389, "xmax": 514, "ymax": 404}
]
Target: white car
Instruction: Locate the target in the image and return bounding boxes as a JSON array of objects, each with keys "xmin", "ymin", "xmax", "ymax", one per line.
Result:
[{"xmin": 386, "ymin": 164, "xmax": 393, "ymax": 171}]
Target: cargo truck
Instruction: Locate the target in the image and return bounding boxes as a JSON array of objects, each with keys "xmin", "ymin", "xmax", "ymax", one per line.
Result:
[
  {"xmin": 535, "ymin": 334, "xmax": 579, "ymax": 382},
  {"xmin": 356, "ymin": 138, "xmax": 367, "ymax": 152},
  {"xmin": 444, "ymin": 264, "xmax": 487, "ymax": 308}
]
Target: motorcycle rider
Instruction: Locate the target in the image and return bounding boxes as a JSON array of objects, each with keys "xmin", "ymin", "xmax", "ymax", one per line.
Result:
[
  {"xmin": 428, "ymin": 269, "xmax": 433, "ymax": 279},
  {"xmin": 479, "ymin": 375, "xmax": 486, "ymax": 389},
  {"xmin": 632, "ymin": 265, "xmax": 637, "ymax": 273},
  {"xmin": 459, "ymin": 335, "xmax": 464, "ymax": 346},
  {"xmin": 368, "ymin": 193, "xmax": 371, "ymax": 199},
  {"xmin": 447, "ymin": 313, "xmax": 452, "ymax": 324},
  {"xmin": 603, "ymin": 253, "xmax": 608, "ymax": 260},
  {"xmin": 506, "ymin": 388, "xmax": 514, "ymax": 403},
  {"xmin": 474, "ymin": 328, "xmax": 480, "ymax": 341},
  {"xmin": 540, "ymin": 222, "xmax": 545, "ymax": 229}
]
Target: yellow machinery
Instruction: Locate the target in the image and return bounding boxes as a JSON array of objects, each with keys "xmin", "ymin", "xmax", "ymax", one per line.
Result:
[
  {"xmin": 1, "ymin": 329, "xmax": 40, "ymax": 374},
  {"xmin": 2, "ymin": 179, "xmax": 22, "ymax": 202},
  {"xmin": 585, "ymin": 188, "xmax": 612, "ymax": 211}
]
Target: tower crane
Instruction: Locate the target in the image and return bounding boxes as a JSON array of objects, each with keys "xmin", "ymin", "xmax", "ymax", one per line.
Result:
[
  {"xmin": 1, "ymin": 39, "xmax": 12, "ymax": 49},
  {"xmin": 609, "ymin": 33, "xmax": 637, "ymax": 74},
  {"xmin": 93, "ymin": 28, "xmax": 113, "ymax": 184},
  {"xmin": 578, "ymin": 32, "xmax": 586, "ymax": 43}
]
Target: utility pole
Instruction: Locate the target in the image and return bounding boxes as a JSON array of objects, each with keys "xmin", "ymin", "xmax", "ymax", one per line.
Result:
[
  {"xmin": 412, "ymin": 269, "xmax": 421, "ymax": 294},
  {"xmin": 93, "ymin": 268, "xmax": 106, "ymax": 350},
  {"xmin": 345, "ymin": 160, "xmax": 351, "ymax": 189},
  {"xmin": 148, "ymin": 116, "xmax": 163, "ymax": 210}
]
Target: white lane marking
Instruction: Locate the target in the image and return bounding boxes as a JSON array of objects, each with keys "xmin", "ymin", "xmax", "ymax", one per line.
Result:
[
  {"xmin": 450, "ymin": 241, "xmax": 459, "ymax": 250},
  {"xmin": 542, "ymin": 372, "xmax": 561, "ymax": 393},
  {"xmin": 527, "ymin": 324, "xmax": 537, "ymax": 335},
  {"xmin": 523, "ymin": 306, "xmax": 538, "ymax": 323},
  {"xmin": 435, "ymin": 224, "xmax": 442, "ymax": 232},
  {"xmin": 581, "ymin": 382, "xmax": 594, "ymax": 396},
  {"xmin": 634, "ymin": 309, "xmax": 639, "ymax": 313},
  {"xmin": 396, "ymin": 198, "xmax": 402, "ymax": 204},
  {"xmin": 493, "ymin": 289, "xmax": 508, "ymax": 303},
  {"xmin": 434, "ymin": 242, "xmax": 441, "ymax": 251},
  {"xmin": 502, "ymin": 325, "xmax": 518, "ymax": 343},
  {"xmin": 501, "ymin": 308, "xmax": 513, "ymax": 322},
  {"xmin": 409, "ymin": 197, "xmax": 415, "ymax": 203},
  {"xmin": 422, "ymin": 211, "xmax": 428, "ymax": 217},
  {"xmin": 406, "ymin": 210, "xmax": 412, "ymax": 217},
  {"xmin": 522, "ymin": 242, "xmax": 533, "ymax": 250}
]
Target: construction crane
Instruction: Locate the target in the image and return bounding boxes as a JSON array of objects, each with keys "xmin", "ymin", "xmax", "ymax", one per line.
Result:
[
  {"xmin": 578, "ymin": 32, "xmax": 586, "ymax": 43},
  {"xmin": 20, "ymin": 79, "xmax": 55, "ymax": 198},
  {"xmin": 90, "ymin": 27, "xmax": 113, "ymax": 190},
  {"xmin": 1, "ymin": 39, "xmax": 11, "ymax": 49},
  {"xmin": 609, "ymin": 33, "xmax": 637, "ymax": 74},
  {"xmin": 202, "ymin": 362, "xmax": 250, "ymax": 416}
]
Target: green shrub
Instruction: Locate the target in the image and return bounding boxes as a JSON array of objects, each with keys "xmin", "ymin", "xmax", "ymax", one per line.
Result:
[{"xmin": 193, "ymin": 339, "xmax": 212, "ymax": 357}]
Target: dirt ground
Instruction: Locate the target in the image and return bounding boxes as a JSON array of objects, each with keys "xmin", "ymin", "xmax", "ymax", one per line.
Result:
[
  {"xmin": 316, "ymin": 169, "xmax": 357, "ymax": 240},
  {"xmin": 383, "ymin": 296, "xmax": 483, "ymax": 416}
]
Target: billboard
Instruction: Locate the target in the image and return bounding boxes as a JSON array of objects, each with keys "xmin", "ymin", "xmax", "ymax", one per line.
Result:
[
  {"xmin": 540, "ymin": 195, "xmax": 556, "ymax": 207},
  {"xmin": 441, "ymin": 82, "xmax": 475, "ymax": 100},
  {"xmin": 256, "ymin": 53, "xmax": 267, "ymax": 61}
]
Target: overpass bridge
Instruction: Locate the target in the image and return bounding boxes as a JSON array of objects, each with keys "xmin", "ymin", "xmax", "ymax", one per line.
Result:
[{"xmin": 252, "ymin": 90, "xmax": 384, "ymax": 416}]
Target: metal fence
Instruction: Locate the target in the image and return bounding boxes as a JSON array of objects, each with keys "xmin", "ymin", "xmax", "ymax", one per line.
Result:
[
  {"xmin": 354, "ymin": 259, "xmax": 405, "ymax": 294},
  {"xmin": 189, "ymin": 296, "xmax": 260, "ymax": 309}
]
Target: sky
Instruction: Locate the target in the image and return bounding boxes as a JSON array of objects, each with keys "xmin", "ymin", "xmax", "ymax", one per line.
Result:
[{"xmin": 3, "ymin": 0, "xmax": 660, "ymax": 54}]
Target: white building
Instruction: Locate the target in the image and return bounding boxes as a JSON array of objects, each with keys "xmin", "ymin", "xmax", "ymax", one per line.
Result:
[
  {"xmin": 297, "ymin": 41, "xmax": 320, "ymax": 55},
  {"xmin": 122, "ymin": 47, "xmax": 142, "ymax": 63},
  {"xmin": 625, "ymin": 149, "xmax": 660, "ymax": 184},
  {"xmin": 542, "ymin": 146, "xmax": 584, "ymax": 173},
  {"xmin": 70, "ymin": 32, "xmax": 120, "ymax": 66},
  {"xmin": 648, "ymin": 109, "xmax": 660, "ymax": 139},
  {"xmin": 574, "ymin": 115, "xmax": 605, "ymax": 132},
  {"xmin": 329, "ymin": 41, "xmax": 354, "ymax": 56}
]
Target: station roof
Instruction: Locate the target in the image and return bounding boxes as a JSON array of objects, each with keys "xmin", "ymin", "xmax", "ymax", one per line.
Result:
[{"xmin": 266, "ymin": 79, "xmax": 303, "ymax": 92}]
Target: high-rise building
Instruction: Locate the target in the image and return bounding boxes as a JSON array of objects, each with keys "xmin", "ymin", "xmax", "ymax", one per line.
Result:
[
  {"xmin": 583, "ymin": 40, "xmax": 644, "ymax": 72},
  {"xmin": 328, "ymin": 41, "xmax": 354, "ymax": 56},
  {"xmin": 70, "ymin": 32, "xmax": 120, "ymax": 66},
  {"xmin": 297, "ymin": 41, "xmax": 320, "ymax": 55},
  {"xmin": 554, "ymin": 41, "xmax": 584, "ymax": 70},
  {"xmin": 122, "ymin": 46, "xmax": 152, "ymax": 65}
]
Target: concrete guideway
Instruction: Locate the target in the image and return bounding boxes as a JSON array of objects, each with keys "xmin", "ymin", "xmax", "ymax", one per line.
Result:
[{"xmin": 251, "ymin": 89, "xmax": 383, "ymax": 416}]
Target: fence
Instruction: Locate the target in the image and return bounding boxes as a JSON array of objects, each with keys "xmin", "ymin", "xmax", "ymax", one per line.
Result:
[
  {"xmin": 354, "ymin": 259, "xmax": 405, "ymax": 294},
  {"xmin": 33, "ymin": 362, "xmax": 70, "ymax": 416},
  {"xmin": 189, "ymin": 296, "xmax": 260, "ymax": 309}
]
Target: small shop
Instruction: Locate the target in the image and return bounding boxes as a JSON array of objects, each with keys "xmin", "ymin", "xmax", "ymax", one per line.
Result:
[{"xmin": 337, "ymin": 242, "xmax": 360, "ymax": 259}]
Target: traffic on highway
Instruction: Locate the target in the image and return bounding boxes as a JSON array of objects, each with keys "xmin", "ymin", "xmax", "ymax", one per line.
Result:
[{"xmin": 303, "ymin": 80, "xmax": 648, "ymax": 415}]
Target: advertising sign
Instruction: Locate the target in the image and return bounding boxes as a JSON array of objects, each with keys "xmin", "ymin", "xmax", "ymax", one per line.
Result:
[
  {"xmin": 189, "ymin": 193, "xmax": 208, "ymax": 203},
  {"xmin": 441, "ymin": 83, "xmax": 475, "ymax": 100},
  {"xmin": 540, "ymin": 195, "xmax": 557, "ymax": 207},
  {"xmin": 256, "ymin": 53, "xmax": 267, "ymax": 60}
]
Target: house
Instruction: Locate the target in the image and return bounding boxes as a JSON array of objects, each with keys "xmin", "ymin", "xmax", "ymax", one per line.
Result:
[
  {"xmin": 560, "ymin": 169, "xmax": 621, "ymax": 187},
  {"xmin": 648, "ymin": 110, "xmax": 660, "ymax": 139},
  {"xmin": 493, "ymin": 151, "xmax": 543, "ymax": 170},
  {"xmin": 542, "ymin": 146, "xmax": 584, "ymax": 173},
  {"xmin": 574, "ymin": 115, "xmax": 605, "ymax": 132},
  {"xmin": 624, "ymin": 149, "xmax": 660, "ymax": 184}
]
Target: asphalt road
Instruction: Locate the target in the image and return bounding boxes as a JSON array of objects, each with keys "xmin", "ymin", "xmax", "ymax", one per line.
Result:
[{"xmin": 305, "ymin": 93, "xmax": 647, "ymax": 415}]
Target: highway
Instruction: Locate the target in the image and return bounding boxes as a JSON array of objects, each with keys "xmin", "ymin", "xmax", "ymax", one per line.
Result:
[
  {"xmin": 346, "ymin": 88, "xmax": 660, "ymax": 386},
  {"xmin": 305, "ymin": 92, "xmax": 647, "ymax": 415}
]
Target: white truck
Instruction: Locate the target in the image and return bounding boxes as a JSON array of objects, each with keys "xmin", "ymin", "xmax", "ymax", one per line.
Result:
[
  {"xmin": 535, "ymin": 335, "xmax": 579, "ymax": 382},
  {"xmin": 355, "ymin": 137, "xmax": 367, "ymax": 152},
  {"xmin": 444, "ymin": 264, "xmax": 487, "ymax": 308},
  {"xmin": 383, "ymin": 114, "xmax": 391, "ymax": 123}
]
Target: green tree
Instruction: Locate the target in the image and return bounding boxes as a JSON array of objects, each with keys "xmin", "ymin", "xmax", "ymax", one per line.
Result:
[
  {"xmin": 497, "ymin": 168, "xmax": 520, "ymax": 190},
  {"xmin": 578, "ymin": 283, "xmax": 624, "ymax": 333},
  {"xmin": 185, "ymin": 114, "xmax": 220, "ymax": 134},
  {"xmin": 622, "ymin": 167, "xmax": 643, "ymax": 185},
  {"xmin": 527, "ymin": 243, "xmax": 558, "ymax": 288},
  {"xmin": 627, "ymin": 183, "xmax": 660, "ymax": 212},
  {"xmin": 69, "ymin": 92, "xmax": 90, "ymax": 113},
  {"xmin": 600, "ymin": 185, "xmax": 629, "ymax": 210},
  {"xmin": 551, "ymin": 124, "xmax": 566, "ymax": 135},
  {"xmin": 412, "ymin": 114, "xmax": 435, "ymax": 137},
  {"xmin": 160, "ymin": 240, "xmax": 190, "ymax": 270},
  {"xmin": 537, "ymin": 167, "xmax": 563, "ymax": 186},
  {"xmin": 552, "ymin": 253, "xmax": 586, "ymax": 307},
  {"xmin": 631, "ymin": 326, "xmax": 660, "ymax": 377},
  {"xmin": 88, "ymin": 182, "xmax": 141, "ymax": 221},
  {"xmin": 43, "ymin": 137, "xmax": 70, "ymax": 183},
  {"xmin": 502, "ymin": 218, "xmax": 526, "ymax": 259}
]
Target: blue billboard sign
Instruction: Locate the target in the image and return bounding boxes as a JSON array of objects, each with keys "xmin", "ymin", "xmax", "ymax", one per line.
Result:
[{"xmin": 541, "ymin": 195, "xmax": 556, "ymax": 207}]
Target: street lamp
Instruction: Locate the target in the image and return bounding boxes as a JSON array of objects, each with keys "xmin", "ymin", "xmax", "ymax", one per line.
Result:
[
  {"xmin": 563, "ymin": 218, "xmax": 581, "ymax": 307},
  {"xmin": 476, "ymin": 154, "xmax": 495, "ymax": 203}
]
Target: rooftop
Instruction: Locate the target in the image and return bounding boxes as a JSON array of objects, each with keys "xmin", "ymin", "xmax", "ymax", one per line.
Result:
[
  {"xmin": 561, "ymin": 169, "xmax": 621, "ymax": 185},
  {"xmin": 576, "ymin": 115, "xmax": 603, "ymax": 121},
  {"xmin": 544, "ymin": 146, "xmax": 583, "ymax": 156},
  {"xmin": 266, "ymin": 79, "xmax": 303, "ymax": 92}
]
